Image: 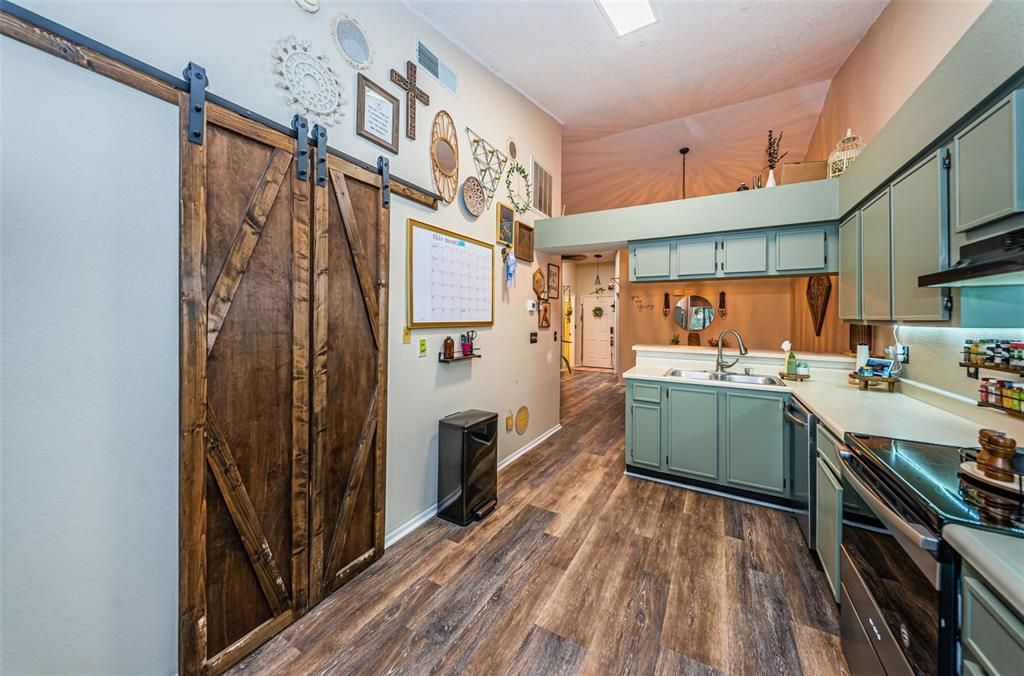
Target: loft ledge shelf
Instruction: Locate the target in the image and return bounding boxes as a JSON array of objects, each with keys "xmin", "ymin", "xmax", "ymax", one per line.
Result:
[{"xmin": 439, "ymin": 351, "xmax": 481, "ymax": 364}]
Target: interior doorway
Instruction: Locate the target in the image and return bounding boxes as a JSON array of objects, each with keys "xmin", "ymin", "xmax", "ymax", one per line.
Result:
[{"xmin": 580, "ymin": 294, "xmax": 615, "ymax": 369}]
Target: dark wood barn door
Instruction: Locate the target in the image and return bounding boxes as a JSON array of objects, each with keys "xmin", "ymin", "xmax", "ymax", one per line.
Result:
[
  {"xmin": 309, "ymin": 155, "xmax": 389, "ymax": 603},
  {"xmin": 179, "ymin": 95, "xmax": 388, "ymax": 675}
]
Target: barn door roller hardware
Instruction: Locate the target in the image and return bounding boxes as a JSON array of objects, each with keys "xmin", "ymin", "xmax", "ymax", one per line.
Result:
[
  {"xmin": 378, "ymin": 157, "xmax": 391, "ymax": 209},
  {"xmin": 312, "ymin": 124, "xmax": 328, "ymax": 186},
  {"xmin": 291, "ymin": 115, "xmax": 310, "ymax": 182},
  {"xmin": 182, "ymin": 62, "xmax": 207, "ymax": 144}
]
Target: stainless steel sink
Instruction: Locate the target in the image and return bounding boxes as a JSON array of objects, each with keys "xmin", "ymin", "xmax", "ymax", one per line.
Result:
[{"xmin": 663, "ymin": 369, "xmax": 785, "ymax": 387}]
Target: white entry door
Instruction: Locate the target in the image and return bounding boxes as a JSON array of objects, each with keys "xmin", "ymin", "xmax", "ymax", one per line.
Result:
[{"xmin": 580, "ymin": 294, "xmax": 614, "ymax": 368}]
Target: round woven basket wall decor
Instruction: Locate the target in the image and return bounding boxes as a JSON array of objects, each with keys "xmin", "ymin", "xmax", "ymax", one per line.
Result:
[{"xmin": 461, "ymin": 177, "xmax": 486, "ymax": 217}]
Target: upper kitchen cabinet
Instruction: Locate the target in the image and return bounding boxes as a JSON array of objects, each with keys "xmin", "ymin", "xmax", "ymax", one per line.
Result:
[
  {"xmin": 674, "ymin": 238, "xmax": 718, "ymax": 277},
  {"xmin": 721, "ymin": 233, "xmax": 768, "ymax": 275},
  {"xmin": 952, "ymin": 90, "xmax": 1024, "ymax": 233},
  {"xmin": 631, "ymin": 241, "xmax": 672, "ymax": 279},
  {"xmin": 860, "ymin": 190, "xmax": 893, "ymax": 321},
  {"xmin": 777, "ymin": 229, "xmax": 828, "ymax": 272},
  {"xmin": 890, "ymin": 150, "xmax": 950, "ymax": 321},
  {"xmin": 838, "ymin": 212, "xmax": 862, "ymax": 320}
]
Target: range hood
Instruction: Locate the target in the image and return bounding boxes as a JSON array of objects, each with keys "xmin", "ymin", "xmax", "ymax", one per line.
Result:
[{"xmin": 919, "ymin": 227, "xmax": 1024, "ymax": 287}]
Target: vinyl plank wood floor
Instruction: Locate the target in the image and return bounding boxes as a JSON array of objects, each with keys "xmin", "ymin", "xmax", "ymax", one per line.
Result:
[{"xmin": 232, "ymin": 371, "xmax": 849, "ymax": 675}]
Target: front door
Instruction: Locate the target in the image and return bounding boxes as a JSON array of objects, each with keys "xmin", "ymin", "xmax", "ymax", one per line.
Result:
[{"xmin": 580, "ymin": 294, "xmax": 614, "ymax": 368}]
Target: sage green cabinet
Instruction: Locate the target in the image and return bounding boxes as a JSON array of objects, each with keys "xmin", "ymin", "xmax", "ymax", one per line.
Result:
[
  {"xmin": 815, "ymin": 455, "xmax": 842, "ymax": 604},
  {"xmin": 953, "ymin": 90, "xmax": 1024, "ymax": 233},
  {"xmin": 631, "ymin": 242, "xmax": 672, "ymax": 279},
  {"xmin": 675, "ymin": 238, "xmax": 717, "ymax": 277},
  {"xmin": 776, "ymin": 228, "xmax": 827, "ymax": 271},
  {"xmin": 666, "ymin": 384, "xmax": 719, "ymax": 480},
  {"xmin": 861, "ymin": 189, "xmax": 893, "ymax": 321},
  {"xmin": 721, "ymin": 233, "xmax": 768, "ymax": 275},
  {"xmin": 961, "ymin": 567, "xmax": 1024, "ymax": 676},
  {"xmin": 890, "ymin": 150, "xmax": 950, "ymax": 321},
  {"xmin": 629, "ymin": 400, "xmax": 662, "ymax": 470},
  {"xmin": 838, "ymin": 212, "xmax": 862, "ymax": 320},
  {"xmin": 724, "ymin": 391, "xmax": 786, "ymax": 494}
]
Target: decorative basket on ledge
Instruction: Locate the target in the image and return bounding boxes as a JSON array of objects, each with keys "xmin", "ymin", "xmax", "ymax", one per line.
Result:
[{"xmin": 827, "ymin": 129, "xmax": 865, "ymax": 178}]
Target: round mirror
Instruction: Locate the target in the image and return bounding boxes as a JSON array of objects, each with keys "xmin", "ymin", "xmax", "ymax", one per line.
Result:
[
  {"xmin": 673, "ymin": 295, "xmax": 716, "ymax": 331},
  {"xmin": 433, "ymin": 139, "xmax": 458, "ymax": 176},
  {"xmin": 332, "ymin": 14, "xmax": 373, "ymax": 70}
]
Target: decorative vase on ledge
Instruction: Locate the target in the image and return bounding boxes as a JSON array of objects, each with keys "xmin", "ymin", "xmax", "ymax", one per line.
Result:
[{"xmin": 766, "ymin": 168, "xmax": 777, "ymax": 187}]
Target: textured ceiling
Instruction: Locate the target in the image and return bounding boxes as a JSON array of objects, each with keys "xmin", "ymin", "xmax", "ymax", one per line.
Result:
[{"xmin": 403, "ymin": 0, "xmax": 888, "ymax": 145}]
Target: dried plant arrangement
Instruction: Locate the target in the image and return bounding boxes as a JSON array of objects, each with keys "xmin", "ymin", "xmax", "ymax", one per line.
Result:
[{"xmin": 764, "ymin": 129, "xmax": 789, "ymax": 170}]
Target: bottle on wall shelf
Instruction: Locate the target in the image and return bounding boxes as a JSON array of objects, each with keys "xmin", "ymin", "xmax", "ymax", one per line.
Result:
[{"xmin": 443, "ymin": 336, "xmax": 455, "ymax": 360}]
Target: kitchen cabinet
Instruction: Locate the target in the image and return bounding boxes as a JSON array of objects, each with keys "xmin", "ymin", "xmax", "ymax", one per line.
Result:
[
  {"xmin": 961, "ymin": 566, "xmax": 1024, "ymax": 676},
  {"xmin": 724, "ymin": 390, "xmax": 787, "ymax": 495},
  {"xmin": 952, "ymin": 90, "xmax": 1024, "ymax": 233},
  {"xmin": 776, "ymin": 228, "xmax": 828, "ymax": 271},
  {"xmin": 721, "ymin": 233, "xmax": 768, "ymax": 275},
  {"xmin": 815, "ymin": 455, "xmax": 842, "ymax": 603},
  {"xmin": 666, "ymin": 384, "xmax": 719, "ymax": 480},
  {"xmin": 631, "ymin": 242, "xmax": 672, "ymax": 279},
  {"xmin": 860, "ymin": 189, "xmax": 892, "ymax": 321},
  {"xmin": 629, "ymin": 400, "xmax": 662, "ymax": 470},
  {"xmin": 890, "ymin": 150, "xmax": 950, "ymax": 321},
  {"xmin": 674, "ymin": 238, "xmax": 718, "ymax": 277},
  {"xmin": 838, "ymin": 212, "xmax": 861, "ymax": 320}
]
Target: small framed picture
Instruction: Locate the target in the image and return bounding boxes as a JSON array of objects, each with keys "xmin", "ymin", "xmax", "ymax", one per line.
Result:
[
  {"xmin": 356, "ymin": 74, "xmax": 399, "ymax": 154},
  {"xmin": 496, "ymin": 202, "xmax": 515, "ymax": 248},
  {"xmin": 547, "ymin": 263, "xmax": 560, "ymax": 299},
  {"xmin": 514, "ymin": 221, "xmax": 534, "ymax": 262},
  {"xmin": 538, "ymin": 301, "xmax": 551, "ymax": 329}
]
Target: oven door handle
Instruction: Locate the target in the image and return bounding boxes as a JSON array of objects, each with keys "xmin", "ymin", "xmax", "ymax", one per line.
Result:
[
  {"xmin": 839, "ymin": 445, "xmax": 940, "ymax": 553},
  {"xmin": 784, "ymin": 408, "xmax": 808, "ymax": 428}
]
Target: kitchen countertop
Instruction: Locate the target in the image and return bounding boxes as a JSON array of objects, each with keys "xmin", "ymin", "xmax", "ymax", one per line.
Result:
[{"xmin": 944, "ymin": 524, "xmax": 1024, "ymax": 615}]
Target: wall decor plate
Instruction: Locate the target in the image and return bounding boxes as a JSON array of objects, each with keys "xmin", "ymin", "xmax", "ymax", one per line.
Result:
[
  {"xmin": 272, "ymin": 35, "xmax": 346, "ymax": 127},
  {"xmin": 430, "ymin": 110, "xmax": 459, "ymax": 204},
  {"xmin": 466, "ymin": 128, "xmax": 509, "ymax": 208},
  {"xmin": 515, "ymin": 405, "xmax": 529, "ymax": 434},
  {"xmin": 461, "ymin": 177, "xmax": 486, "ymax": 217},
  {"xmin": 331, "ymin": 13, "xmax": 373, "ymax": 70}
]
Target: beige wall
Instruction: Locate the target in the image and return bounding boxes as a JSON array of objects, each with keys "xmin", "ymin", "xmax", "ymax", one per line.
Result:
[{"xmin": 805, "ymin": 0, "xmax": 988, "ymax": 161}]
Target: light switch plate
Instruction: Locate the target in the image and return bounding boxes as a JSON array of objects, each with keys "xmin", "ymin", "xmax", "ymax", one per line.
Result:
[{"xmin": 418, "ymin": 338, "xmax": 427, "ymax": 357}]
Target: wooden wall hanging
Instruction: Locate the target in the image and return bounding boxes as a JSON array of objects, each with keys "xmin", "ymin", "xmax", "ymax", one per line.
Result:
[
  {"xmin": 390, "ymin": 60, "xmax": 429, "ymax": 140},
  {"xmin": 179, "ymin": 95, "xmax": 387, "ymax": 676},
  {"xmin": 430, "ymin": 110, "xmax": 459, "ymax": 204},
  {"xmin": 806, "ymin": 276, "xmax": 832, "ymax": 337}
]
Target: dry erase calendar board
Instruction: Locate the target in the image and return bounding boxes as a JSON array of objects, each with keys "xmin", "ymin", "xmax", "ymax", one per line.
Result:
[{"xmin": 407, "ymin": 219, "xmax": 494, "ymax": 328}]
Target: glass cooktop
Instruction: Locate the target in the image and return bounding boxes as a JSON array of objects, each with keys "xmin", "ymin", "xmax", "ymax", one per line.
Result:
[{"xmin": 847, "ymin": 434, "xmax": 1024, "ymax": 538}]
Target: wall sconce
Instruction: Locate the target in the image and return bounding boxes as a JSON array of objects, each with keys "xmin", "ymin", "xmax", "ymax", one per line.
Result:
[
  {"xmin": 718, "ymin": 291, "xmax": 727, "ymax": 318},
  {"xmin": 663, "ymin": 292, "xmax": 671, "ymax": 317}
]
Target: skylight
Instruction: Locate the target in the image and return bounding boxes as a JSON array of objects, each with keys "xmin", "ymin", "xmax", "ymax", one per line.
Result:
[{"xmin": 596, "ymin": 0, "xmax": 658, "ymax": 38}]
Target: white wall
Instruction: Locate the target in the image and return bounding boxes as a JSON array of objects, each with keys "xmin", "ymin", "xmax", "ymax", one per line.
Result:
[
  {"xmin": 3, "ymin": 2, "xmax": 561, "ymax": 672},
  {"xmin": 1, "ymin": 39, "xmax": 179, "ymax": 675}
]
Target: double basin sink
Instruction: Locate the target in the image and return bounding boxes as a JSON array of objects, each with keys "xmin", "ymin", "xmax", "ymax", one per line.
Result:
[{"xmin": 663, "ymin": 369, "xmax": 786, "ymax": 388}]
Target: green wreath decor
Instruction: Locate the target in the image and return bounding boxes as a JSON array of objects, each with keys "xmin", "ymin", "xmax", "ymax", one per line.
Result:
[
  {"xmin": 592, "ymin": 306, "xmax": 604, "ymax": 318},
  {"xmin": 505, "ymin": 161, "xmax": 533, "ymax": 214}
]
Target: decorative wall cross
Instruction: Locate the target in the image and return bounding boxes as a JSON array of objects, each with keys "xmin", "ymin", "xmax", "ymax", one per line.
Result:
[{"xmin": 390, "ymin": 61, "xmax": 430, "ymax": 140}]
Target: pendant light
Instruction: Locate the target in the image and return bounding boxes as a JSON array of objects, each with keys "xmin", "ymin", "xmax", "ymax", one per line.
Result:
[
  {"xmin": 679, "ymin": 147, "xmax": 690, "ymax": 199},
  {"xmin": 594, "ymin": 254, "xmax": 603, "ymax": 286}
]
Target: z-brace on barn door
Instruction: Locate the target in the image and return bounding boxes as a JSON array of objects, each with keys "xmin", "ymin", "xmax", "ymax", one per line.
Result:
[{"xmin": 179, "ymin": 93, "xmax": 389, "ymax": 675}]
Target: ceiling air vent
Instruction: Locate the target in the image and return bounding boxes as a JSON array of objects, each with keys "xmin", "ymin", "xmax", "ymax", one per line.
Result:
[
  {"xmin": 532, "ymin": 158, "xmax": 553, "ymax": 217},
  {"xmin": 417, "ymin": 41, "xmax": 458, "ymax": 95}
]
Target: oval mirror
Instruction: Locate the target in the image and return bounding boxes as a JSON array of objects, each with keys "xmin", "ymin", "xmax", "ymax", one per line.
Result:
[
  {"xmin": 673, "ymin": 295, "xmax": 716, "ymax": 331},
  {"xmin": 433, "ymin": 139, "xmax": 458, "ymax": 176},
  {"xmin": 332, "ymin": 14, "xmax": 373, "ymax": 70}
]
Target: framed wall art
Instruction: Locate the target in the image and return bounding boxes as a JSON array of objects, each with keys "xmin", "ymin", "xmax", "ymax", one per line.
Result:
[
  {"xmin": 547, "ymin": 263, "xmax": 560, "ymax": 299},
  {"xmin": 514, "ymin": 220, "xmax": 534, "ymax": 262},
  {"xmin": 355, "ymin": 74, "xmax": 399, "ymax": 153},
  {"xmin": 496, "ymin": 202, "xmax": 515, "ymax": 248},
  {"xmin": 538, "ymin": 302, "xmax": 552, "ymax": 329}
]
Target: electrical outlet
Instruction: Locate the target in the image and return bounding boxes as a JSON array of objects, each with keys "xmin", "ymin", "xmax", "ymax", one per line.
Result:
[{"xmin": 895, "ymin": 344, "xmax": 909, "ymax": 364}]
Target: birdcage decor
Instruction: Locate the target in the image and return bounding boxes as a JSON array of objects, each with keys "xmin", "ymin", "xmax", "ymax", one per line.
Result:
[{"xmin": 827, "ymin": 128, "xmax": 865, "ymax": 178}]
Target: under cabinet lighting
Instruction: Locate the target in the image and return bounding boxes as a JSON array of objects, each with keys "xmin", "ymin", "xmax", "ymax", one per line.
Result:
[{"xmin": 596, "ymin": 0, "xmax": 658, "ymax": 38}]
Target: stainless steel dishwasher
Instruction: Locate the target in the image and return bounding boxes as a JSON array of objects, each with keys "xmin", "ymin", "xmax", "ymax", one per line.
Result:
[{"xmin": 786, "ymin": 397, "xmax": 817, "ymax": 549}]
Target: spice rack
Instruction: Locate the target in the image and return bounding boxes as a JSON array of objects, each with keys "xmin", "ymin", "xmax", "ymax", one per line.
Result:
[
  {"xmin": 978, "ymin": 401, "xmax": 1024, "ymax": 419},
  {"xmin": 964, "ymin": 340, "xmax": 1024, "ymax": 416}
]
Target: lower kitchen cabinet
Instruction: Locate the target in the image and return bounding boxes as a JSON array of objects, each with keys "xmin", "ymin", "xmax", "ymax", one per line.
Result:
[
  {"xmin": 816, "ymin": 455, "xmax": 843, "ymax": 603},
  {"xmin": 666, "ymin": 384, "xmax": 719, "ymax": 480},
  {"xmin": 961, "ymin": 566, "xmax": 1024, "ymax": 676},
  {"xmin": 629, "ymin": 399, "xmax": 663, "ymax": 470},
  {"xmin": 724, "ymin": 391, "xmax": 787, "ymax": 494}
]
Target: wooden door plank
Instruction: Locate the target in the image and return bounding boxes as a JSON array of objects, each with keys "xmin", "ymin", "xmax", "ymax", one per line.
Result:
[
  {"xmin": 205, "ymin": 409, "xmax": 292, "ymax": 616},
  {"xmin": 324, "ymin": 389, "xmax": 379, "ymax": 581},
  {"xmin": 329, "ymin": 169, "xmax": 380, "ymax": 349},
  {"xmin": 206, "ymin": 148, "xmax": 291, "ymax": 354},
  {"xmin": 308, "ymin": 178, "xmax": 330, "ymax": 604},
  {"xmin": 289, "ymin": 170, "xmax": 311, "ymax": 614},
  {"xmin": 373, "ymin": 178, "xmax": 390, "ymax": 557},
  {"xmin": 203, "ymin": 610, "xmax": 297, "ymax": 676},
  {"xmin": 179, "ymin": 93, "xmax": 210, "ymax": 676}
]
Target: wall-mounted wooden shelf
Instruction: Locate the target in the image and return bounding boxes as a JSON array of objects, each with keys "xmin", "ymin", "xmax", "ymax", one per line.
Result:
[
  {"xmin": 439, "ymin": 351, "xmax": 480, "ymax": 364},
  {"xmin": 978, "ymin": 401, "xmax": 1024, "ymax": 419},
  {"xmin": 960, "ymin": 361, "xmax": 1024, "ymax": 377}
]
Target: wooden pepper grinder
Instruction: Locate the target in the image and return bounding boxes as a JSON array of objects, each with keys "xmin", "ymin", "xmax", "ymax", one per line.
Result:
[
  {"xmin": 977, "ymin": 429, "xmax": 1019, "ymax": 482},
  {"xmin": 442, "ymin": 335, "xmax": 455, "ymax": 360}
]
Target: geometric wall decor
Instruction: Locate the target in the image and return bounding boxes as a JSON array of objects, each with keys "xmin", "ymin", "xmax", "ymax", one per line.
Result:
[
  {"xmin": 466, "ymin": 127, "xmax": 509, "ymax": 208},
  {"xmin": 271, "ymin": 35, "xmax": 347, "ymax": 127}
]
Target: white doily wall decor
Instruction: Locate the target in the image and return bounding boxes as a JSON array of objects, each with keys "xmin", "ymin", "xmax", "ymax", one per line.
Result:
[
  {"xmin": 505, "ymin": 162, "xmax": 532, "ymax": 214},
  {"xmin": 332, "ymin": 14, "xmax": 373, "ymax": 70},
  {"xmin": 294, "ymin": 0, "xmax": 319, "ymax": 14},
  {"xmin": 272, "ymin": 36, "xmax": 346, "ymax": 127}
]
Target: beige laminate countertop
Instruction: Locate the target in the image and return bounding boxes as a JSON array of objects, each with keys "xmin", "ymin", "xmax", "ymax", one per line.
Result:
[{"xmin": 944, "ymin": 524, "xmax": 1024, "ymax": 615}]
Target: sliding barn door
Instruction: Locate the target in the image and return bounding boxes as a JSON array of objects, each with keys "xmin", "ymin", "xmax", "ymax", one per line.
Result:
[
  {"xmin": 309, "ymin": 155, "xmax": 389, "ymax": 602},
  {"xmin": 179, "ymin": 96, "xmax": 311, "ymax": 675}
]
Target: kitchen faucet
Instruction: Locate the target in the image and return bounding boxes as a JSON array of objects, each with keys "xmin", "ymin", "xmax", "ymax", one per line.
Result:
[{"xmin": 714, "ymin": 329, "xmax": 748, "ymax": 375}]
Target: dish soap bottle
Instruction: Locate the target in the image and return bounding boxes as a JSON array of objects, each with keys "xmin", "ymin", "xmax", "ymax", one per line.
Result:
[{"xmin": 782, "ymin": 340, "xmax": 797, "ymax": 374}]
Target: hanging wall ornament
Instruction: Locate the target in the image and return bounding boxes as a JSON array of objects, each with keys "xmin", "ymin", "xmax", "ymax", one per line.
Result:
[
  {"xmin": 331, "ymin": 14, "xmax": 373, "ymax": 70},
  {"xmin": 272, "ymin": 36, "xmax": 346, "ymax": 127},
  {"xmin": 466, "ymin": 128, "xmax": 509, "ymax": 208},
  {"xmin": 505, "ymin": 161, "xmax": 532, "ymax": 214},
  {"xmin": 430, "ymin": 110, "xmax": 459, "ymax": 204}
]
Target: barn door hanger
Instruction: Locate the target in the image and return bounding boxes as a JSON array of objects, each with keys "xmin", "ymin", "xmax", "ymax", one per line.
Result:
[
  {"xmin": 291, "ymin": 115, "xmax": 310, "ymax": 182},
  {"xmin": 312, "ymin": 123, "xmax": 328, "ymax": 186},
  {"xmin": 377, "ymin": 157, "xmax": 390, "ymax": 209},
  {"xmin": 182, "ymin": 62, "xmax": 207, "ymax": 145}
]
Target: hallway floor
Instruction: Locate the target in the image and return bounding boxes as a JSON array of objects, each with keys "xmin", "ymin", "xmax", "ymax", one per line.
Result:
[{"xmin": 232, "ymin": 371, "xmax": 849, "ymax": 675}]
